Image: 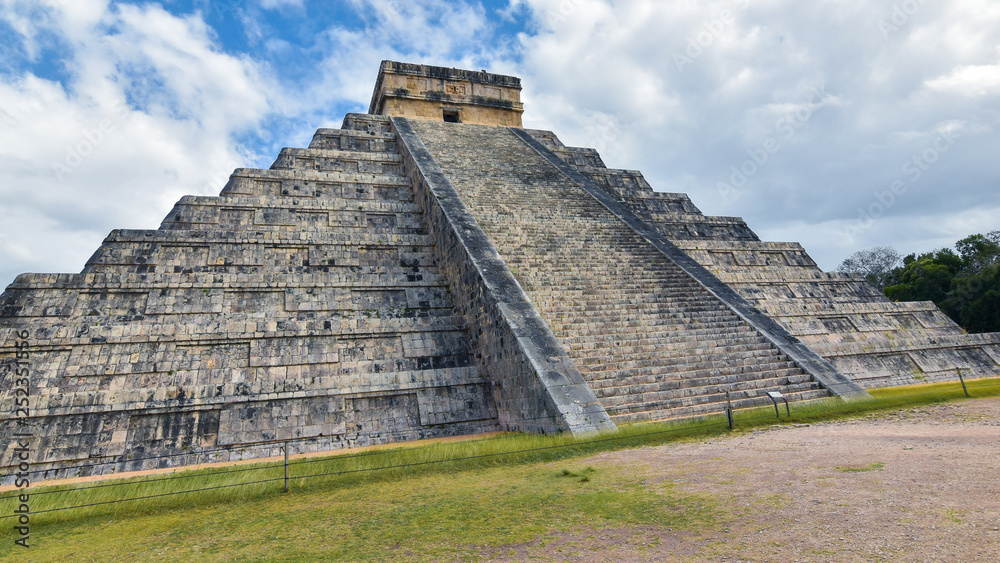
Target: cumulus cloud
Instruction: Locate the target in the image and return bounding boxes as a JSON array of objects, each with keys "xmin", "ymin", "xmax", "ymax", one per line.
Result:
[
  {"xmin": 515, "ymin": 0, "xmax": 1000, "ymax": 267},
  {"xmin": 270, "ymin": 0, "xmax": 517, "ymax": 146},
  {"xmin": 310, "ymin": 0, "xmax": 500, "ymax": 103},
  {"xmin": 0, "ymin": 0, "xmax": 274, "ymax": 286},
  {"xmin": 926, "ymin": 61, "xmax": 1000, "ymax": 97}
]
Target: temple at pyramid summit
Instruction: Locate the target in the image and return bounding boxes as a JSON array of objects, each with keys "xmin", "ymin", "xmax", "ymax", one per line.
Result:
[{"xmin": 3, "ymin": 61, "xmax": 999, "ymax": 480}]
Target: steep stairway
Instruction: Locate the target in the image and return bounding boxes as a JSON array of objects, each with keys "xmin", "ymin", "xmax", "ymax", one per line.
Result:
[{"xmin": 411, "ymin": 120, "xmax": 829, "ymax": 424}]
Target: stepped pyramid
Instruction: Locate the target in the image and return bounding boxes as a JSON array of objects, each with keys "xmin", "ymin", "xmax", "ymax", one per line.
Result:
[{"xmin": 2, "ymin": 61, "xmax": 998, "ymax": 480}]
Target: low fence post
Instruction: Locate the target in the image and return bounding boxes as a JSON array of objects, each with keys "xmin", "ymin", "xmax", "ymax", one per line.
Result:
[
  {"xmin": 726, "ymin": 391, "xmax": 735, "ymax": 430},
  {"xmin": 284, "ymin": 441, "xmax": 290, "ymax": 493},
  {"xmin": 957, "ymin": 368, "xmax": 970, "ymax": 398}
]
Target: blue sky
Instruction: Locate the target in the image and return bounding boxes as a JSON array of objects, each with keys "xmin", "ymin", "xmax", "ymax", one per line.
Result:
[{"xmin": 1, "ymin": 0, "xmax": 999, "ymax": 289}]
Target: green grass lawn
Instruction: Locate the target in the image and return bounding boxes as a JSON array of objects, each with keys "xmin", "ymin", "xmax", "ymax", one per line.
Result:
[
  {"xmin": 2, "ymin": 377, "xmax": 998, "ymax": 561},
  {"xmin": 2, "ymin": 457, "xmax": 721, "ymax": 561}
]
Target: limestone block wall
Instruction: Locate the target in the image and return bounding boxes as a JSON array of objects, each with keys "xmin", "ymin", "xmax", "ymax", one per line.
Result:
[
  {"xmin": 379, "ymin": 99, "xmax": 523, "ymax": 127},
  {"xmin": 0, "ymin": 114, "xmax": 503, "ymax": 482},
  {"xmin": 531, "ymin": 131, "xmax": 1000, "ymax": 388}
]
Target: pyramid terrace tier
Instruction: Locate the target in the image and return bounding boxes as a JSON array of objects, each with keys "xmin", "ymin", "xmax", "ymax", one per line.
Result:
[
  {"xmin": 0, "ymin": 330, "xmax": 483, "ymax": 417},
  {"xmin": 0, "ymin": 315, "xmax": 471, "ymax": 350},
  {"xmin": 816, "ymin": 334, "xmax": 1000, "ymax": 387},
  {"xmin": 160, "ymin": 194, "xmax": 427, "ymax": 234},
  {"xmin": 221, "ymin": 168, "xmax": 410, "ymax": 199},
  {"xmin": 81, "ymin": 229, "xmax": 440, "ymax": 274},
  {"xmin": 269, "ymin": 147, "xmax": 403, "ymax": 176},
  {"xmin": 307, "ymin": 127, "xmax": 398, "ymax": 152},
  {"xmin": 0, "ymin": 283, "xmax": 462, "ymax": 322}
]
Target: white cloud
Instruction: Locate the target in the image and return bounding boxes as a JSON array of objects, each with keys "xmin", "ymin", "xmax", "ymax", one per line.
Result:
[
  {"xmin": 514, "ymin": 0, "xmax": 1000, "ymax": 269},
  {"xmin": 0, "ymin": 1, "xmax": 275, "ymax": 286},
  {"xmin": 298, "ymin": 0, "xmax": 511, "ymax": 120},
  {"xmin": 926, "ymin": 61, "xmax": 1000, "ymax": 97}
]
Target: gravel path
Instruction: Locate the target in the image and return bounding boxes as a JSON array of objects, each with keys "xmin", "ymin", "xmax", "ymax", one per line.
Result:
[{"xmin": 487, "ymin": 397, "xmax": 1000, "ymax": 562}]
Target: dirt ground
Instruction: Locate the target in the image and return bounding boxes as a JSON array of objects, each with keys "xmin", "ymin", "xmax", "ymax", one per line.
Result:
[{"xmin": 485, "ymin": 397, "xmax": 1000, "ymax": 562}]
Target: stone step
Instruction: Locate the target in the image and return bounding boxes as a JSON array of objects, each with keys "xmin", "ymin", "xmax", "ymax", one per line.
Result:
[
  {"xmin": 534, "ymin": 298, "xmax": 732, "ymax": 313},
  {"xmin": 545, "ymin": 303, "xmax": 735, "ymax": 316},
  {"xmin": 588, "ymin": 367, "xmax": 812, "ymax": 393},
  {"xmin": 525, "ymin": 277, "xmax": 714, "ymax": 288},
  {"xmin": 568, "ymin": 334, "xmax": 773, "ymax": 358},
  {"xmin": 607, "ymin": 388, "xmax": 830, "ymax": 425},
  {"xmin": 558, "ymin": 324, "xmax": 761, "ymax": 344},
  {"xmin": 580, "ymin": 354, "xmax": 795, "ymax": 380},
  {"xmin": 528, "ymin": 279, "xmax": 716, "ymax": 288},
  {"xmin": 545, "ymin": 313, "xmax": 744, "ymax": 332},
  {"xmin": 600, "ymin": 378, "xmax": 818, "ymax": 411}
]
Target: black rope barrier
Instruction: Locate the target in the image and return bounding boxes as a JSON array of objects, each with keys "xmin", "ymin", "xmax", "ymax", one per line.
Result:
[{"xmin": 0, "ymin": 477, "xmax": 286, "ymax": 518}]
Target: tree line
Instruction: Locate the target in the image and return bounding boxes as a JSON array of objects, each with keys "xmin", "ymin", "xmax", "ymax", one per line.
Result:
[{"xmin": 836, "ymin": 231, "xmax": 1000, "ymax": 334}]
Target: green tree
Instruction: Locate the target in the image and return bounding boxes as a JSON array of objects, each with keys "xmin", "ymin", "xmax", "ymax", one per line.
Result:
[
  {"xmin": 880, "ymin": 233, "xmax": 1000, "ymax": 333},
  {"xmin": 955, "ymin": 232, "xmax": 1000, "ymax": 274},
  {"xmin": 884, "ymin": 256, "xmax": 956, "ymax": 303},
  {"xmin": 941, "ymin": 263, "xmax": 1000, "ymax": 333}
]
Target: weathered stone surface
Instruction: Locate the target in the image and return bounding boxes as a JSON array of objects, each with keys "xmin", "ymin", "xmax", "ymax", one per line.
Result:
[
  {"xmin": 0, "ymin": 114, "xmax": 501, "ymax": 482},
  {"xmin": 2, "ymin": 61, "xmax": 996, "ymax": 482},
  {"xmin": 370, "ymin": 60, "xmax": 524, "ymax": 127}
]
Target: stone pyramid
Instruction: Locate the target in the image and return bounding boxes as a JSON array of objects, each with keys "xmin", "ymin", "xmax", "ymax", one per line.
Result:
[{"xmin": 2, "ymin": 61, "xmax": 998, "ymax": 480}]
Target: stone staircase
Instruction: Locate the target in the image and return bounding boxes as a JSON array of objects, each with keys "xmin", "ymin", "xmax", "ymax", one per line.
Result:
[
  {"xmin": 0, "ymin": 114, "xmax": 498, "ymax": 477},
  {"xmin": 529, "ymin": 131, "xmax": 1000, "ymax": 388},
  {"xmin": 410, "ymin": 120, "xmax": 829, "ymax": 424}
]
